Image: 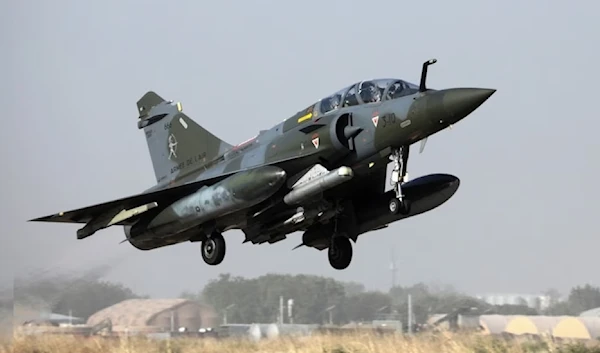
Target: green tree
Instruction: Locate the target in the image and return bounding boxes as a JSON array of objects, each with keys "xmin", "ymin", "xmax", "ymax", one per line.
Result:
[
  {"xmin": 544, "ymin": 284, "xmax": 600, "ymax": 316},
  {"xmin": 389, "ymin": 283, "xmax": 491, "ymax": 324},
  {"xmin": 341, "ymin": 281, "xmax": 365, "ymax": 297},
  {"xmin": 14, "ymin": 274, "xmax": 143, "ymax": 320},
  {"xmin": 493, "ymin": 304, "xmax": 539, "ymax": 315},
  {"xmin": 191, "ymin": 275, "xmax": 499, "ymax": 326},
  {"xmin": 199, "ymin": 273, "xmax": 347, "ymax": 324},
  {"xmin": 341, "ymin": 291, "xmax": 392, "ymax": 322},
  {"xmin": 200, "ymin": 273, "xmax": 263, "ymax": 323},
  {"xmin": 567, "ymin": 284, "xmax": 600, "ymax": 314},
  {"xmin": 389, "ymin": 283, "xmax": 437, "ymax": 324},
  {"xmin": 543, "ymin": 288, "xmax": 563, "ymax": 307},
  {"xmin": 52, "ymin": 280, "xmax": 143, "ymax": 319},
  {"xmin": 546, "ymin": 301, "xmax": 575, "ymax": 315}
]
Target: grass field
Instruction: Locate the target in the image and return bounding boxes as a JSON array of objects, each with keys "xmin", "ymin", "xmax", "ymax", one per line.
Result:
[{"xmin": 3, "ymin": 332, "xmax": 600, "ymax": 353}]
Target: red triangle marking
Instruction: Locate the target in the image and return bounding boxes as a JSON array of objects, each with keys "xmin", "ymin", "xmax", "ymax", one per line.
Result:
[
  {"xmin": 372, "ymin": 116, "xmax": 379, "ymax": 127},
  {"xmin": 312, "ymin": 137, "xmax": 320, "ymax": 148}
]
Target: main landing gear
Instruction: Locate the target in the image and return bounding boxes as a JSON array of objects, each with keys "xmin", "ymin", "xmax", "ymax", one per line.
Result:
[
  {"xmin": 388, "ymin": 146, "xmax": 411, "ymax": 215},
  {"xmin": 201, "ymin": 231, "xmax": 226, "ymax": 265},
  {"xmin": 328, "ymin": 235, "xmax": 352, "ymax": 270}
]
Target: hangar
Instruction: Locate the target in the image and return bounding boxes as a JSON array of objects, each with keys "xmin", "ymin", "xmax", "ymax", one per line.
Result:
[
  {"xmin": 503, "ymin": 315, "xmax": 563, "ymax": 336},
  {"xmin": 86, "ymin": 298, "xmax": 218, "ymax": 333},
  {"xmin": 579, "ymin": 307, "xmax": 600, "ymax": 318},
  {"xmin": 552, "ymin": 317, "xmax": 600, "ymax": 340},
  {"xmin": 479, "ymin": 315, "xmax": 515, "ymax": 334}
]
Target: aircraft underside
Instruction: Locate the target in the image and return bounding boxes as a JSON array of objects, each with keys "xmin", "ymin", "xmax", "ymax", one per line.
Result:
[{"xmin": 125, "ymin": 150, "xmax": 460, "ymax": 270}]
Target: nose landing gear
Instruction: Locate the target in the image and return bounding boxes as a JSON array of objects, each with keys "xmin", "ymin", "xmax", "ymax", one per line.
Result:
[{"xmin": 389, "ymin": 146, "xmax": 411, "ymax": 215}]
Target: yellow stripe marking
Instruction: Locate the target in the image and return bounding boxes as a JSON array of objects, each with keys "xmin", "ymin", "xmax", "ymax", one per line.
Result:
[{"xmin": 297, "ymin": 112, "xmax": 313, "ymax": 123}]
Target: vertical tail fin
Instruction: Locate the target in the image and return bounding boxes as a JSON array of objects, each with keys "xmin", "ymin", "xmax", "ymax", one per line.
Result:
[{"xmin": 136, "ymin": 91, "xmax": 232, "ymax": 184}]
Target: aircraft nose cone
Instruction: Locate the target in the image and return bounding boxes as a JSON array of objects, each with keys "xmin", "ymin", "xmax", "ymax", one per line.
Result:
[{"xmin": 440, "ymin": 88, "xmax": 496, "ymax": 124}]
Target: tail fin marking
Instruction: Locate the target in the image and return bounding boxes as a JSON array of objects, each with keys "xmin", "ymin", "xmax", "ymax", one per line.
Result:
[{"xmin": 136, "ymin": 91, "xmax": 233, "ymax": 184}]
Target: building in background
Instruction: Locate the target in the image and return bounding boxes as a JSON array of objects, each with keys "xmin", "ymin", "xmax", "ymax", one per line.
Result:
[
  {"xmin": 579, "ymin": 307, "xmax": 600, "ymax": 317},
  {"xmin": 86, "ymin": 298, "xmax": 217, "ymax": 334},
  {"xmin": 475, "ymin": 293, "xmax": 551, "ymax": 311}
]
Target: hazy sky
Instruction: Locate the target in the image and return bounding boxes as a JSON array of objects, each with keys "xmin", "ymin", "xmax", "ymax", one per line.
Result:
[{"xmin": 3, "ymin": 0, "xmax": 599, "ymax": 299}]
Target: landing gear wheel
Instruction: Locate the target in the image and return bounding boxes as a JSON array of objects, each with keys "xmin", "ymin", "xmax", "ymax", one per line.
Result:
[
  {"xmin": 201, "ymin": 232, "xmax": 226, "ymax": 265},
  {"xmin": 389, "ymin": 198, "xmax": 400, "ymax": 214},
  {"xmin": 328, "ymin": 236, "xmax": 353, "ymax": 270},
  {"xmin": 389, "ymin": 198, "xmax": 411, "ymax": 215}
]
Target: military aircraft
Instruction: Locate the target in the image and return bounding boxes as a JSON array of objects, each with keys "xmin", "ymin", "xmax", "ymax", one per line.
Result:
[{"xmin": 29, "ymin": 59, "xmax": 495, "ymax": 270}]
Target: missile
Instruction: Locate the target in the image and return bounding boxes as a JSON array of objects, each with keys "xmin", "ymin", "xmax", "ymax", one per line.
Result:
[
  {"xmin": 283, "ymin": 166, "xmax": 354, "ymax": 205},
  {"xmin": 136, "ymin": 166, "xmax": 287, "ymax": 237}
]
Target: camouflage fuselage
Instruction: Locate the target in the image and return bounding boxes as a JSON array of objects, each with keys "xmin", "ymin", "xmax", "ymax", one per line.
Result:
[
  {"xmin": 29, "ymin": 72, "xmax": 494, "ymax": 259},
  {"xmin": 125, "ymin": 85, "xmax": 493, "ymax": 250}
]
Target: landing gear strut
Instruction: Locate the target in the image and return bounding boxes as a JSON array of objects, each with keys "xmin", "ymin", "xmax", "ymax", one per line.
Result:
[
  {"xmin": 328, "ymin": 235, "xmax": 353, "ymax": 270},
  {"xmin": 201, "ymin": 231, "xmax": 226, "ymax": 265},
  {"xmin": 389, "ymin": 146, "xmax": 411, "ymax": 215}
]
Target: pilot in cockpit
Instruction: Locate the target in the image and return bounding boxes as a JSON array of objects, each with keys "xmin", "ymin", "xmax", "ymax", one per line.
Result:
[
  {"xmin": 386, "ymin": 81, "xmax": 405, "ymax": 100},
  {"xmin": 358, "ymin": 81, "xmax": 381, "ymax": 103},
  {"xmin": 322, "ymin": 94, "xmax": 341, "ymax": 113}
]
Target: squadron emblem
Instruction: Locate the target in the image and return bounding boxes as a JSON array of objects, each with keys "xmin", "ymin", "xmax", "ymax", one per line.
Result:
[{"xmin": 168, "ymin": 134, "xmax": 178, "ymax": 159}]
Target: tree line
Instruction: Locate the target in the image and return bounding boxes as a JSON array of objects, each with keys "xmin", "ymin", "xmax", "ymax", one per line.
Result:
[
  {"xmin": 181, "ymin": 273, "xmax": 600, "ymax": 325},
  {"xmin": 12, "ymin": 270, "xmax": 600, "ymax": 325},
  {"xmin": 13, "ymin": 270, "xmax": 146, "ymax": 321}
]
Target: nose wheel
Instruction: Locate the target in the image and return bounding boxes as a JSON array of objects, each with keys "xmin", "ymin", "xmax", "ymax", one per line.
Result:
[
  {"xmin": 201, "ymin": 231, "xmax": 226, "ymax": 265},
  {"xmin": 389, "ymin": 146, "xmax": 411, "ymax": 215},
  {"xmin": 388, "ymin": 197, "xmax": 410, "ymax": 215}
]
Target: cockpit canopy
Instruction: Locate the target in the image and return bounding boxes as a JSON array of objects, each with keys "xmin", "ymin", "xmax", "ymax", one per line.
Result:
[{"xmin": 319, "ymin": 78, "xmax": 419, "ymax": 115}]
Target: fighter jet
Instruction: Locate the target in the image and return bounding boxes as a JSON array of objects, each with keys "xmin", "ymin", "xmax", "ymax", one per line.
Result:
[{"xmin": 29, "ymin": 59, "xmax": 495, "ymax": 270}]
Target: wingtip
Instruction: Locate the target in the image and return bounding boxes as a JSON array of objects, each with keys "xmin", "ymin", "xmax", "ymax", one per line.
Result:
[
  {"xmin": 28, "ymin": 212, "xmax": 64, "ymax": 222},
  {"xmin": 28, "ymin": 216, "xmax": 47, "ymax": 222}
]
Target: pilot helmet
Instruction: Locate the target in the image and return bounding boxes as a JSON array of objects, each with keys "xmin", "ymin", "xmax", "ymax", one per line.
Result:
[
  {"xmin": 387, "ymin": 81, "xmax": 405, "ymax": 99},
  {"xmin": 358, "ymin": 81, "xmax": 380, "ymax": 103}
]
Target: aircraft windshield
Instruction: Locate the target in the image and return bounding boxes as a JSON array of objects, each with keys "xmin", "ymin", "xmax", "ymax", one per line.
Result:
[
  {"xmin": 318, "ymin": 78, "xmax": 420, "ymax": 115},
  {"xmin": 385, "ymin": 80, "xmax": 419, "ymax": 100}
]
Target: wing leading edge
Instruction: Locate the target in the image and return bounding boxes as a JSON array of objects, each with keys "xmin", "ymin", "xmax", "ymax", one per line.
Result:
[{"xmin": 28, "ymin": 173, "xmax": 233, "ymax": 239}]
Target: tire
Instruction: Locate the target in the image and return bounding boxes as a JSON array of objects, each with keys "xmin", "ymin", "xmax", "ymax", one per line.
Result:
[
  {"xmin": 328, "ymin": 236, "xmax": 353, "ymax": 270},
  {"xmin": 389, "ymin": 198, "xmax": 400, "ymax": 215},
  {"xmin": 201, "ymin": 232, "xmax": 226, "ymax": 265}
]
